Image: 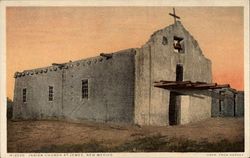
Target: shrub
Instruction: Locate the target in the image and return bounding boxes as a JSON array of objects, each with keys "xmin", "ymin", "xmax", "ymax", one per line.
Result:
[{"xmin": 7, "ymin": 97, "xmax": 13, "ymax": 119}]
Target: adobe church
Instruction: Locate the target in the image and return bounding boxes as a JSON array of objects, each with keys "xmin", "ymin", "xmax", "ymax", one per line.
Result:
[{"xmin": 12, "ymin": 9, "xmax": 243, "ymax": 126}]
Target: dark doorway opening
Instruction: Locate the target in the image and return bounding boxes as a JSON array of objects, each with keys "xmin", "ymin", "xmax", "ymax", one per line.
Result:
[
  {"xmin": 169, "ymin": 92, "xmax": 180, "ymax": 125},
  {"xmin": 176, "ymin": 64, "xmax": 183, "ymax": 81},
  {"xmin": 233, "ymin": 93, "xmax": 236, "ymax": 117},
  {"xmin": 219, "ymin": 91, "xmax": 224, "ymax": 116}
]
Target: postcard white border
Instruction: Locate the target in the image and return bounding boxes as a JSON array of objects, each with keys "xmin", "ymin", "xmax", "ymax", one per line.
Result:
[{"xmin": 0, "ymin": 0, "xmax": 249, "ymax": 158}]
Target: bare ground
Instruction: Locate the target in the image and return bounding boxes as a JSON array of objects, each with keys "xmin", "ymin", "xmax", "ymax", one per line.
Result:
[{"xmin": 7, "ymin": 117, "xmax": 244, "ymax": 152}]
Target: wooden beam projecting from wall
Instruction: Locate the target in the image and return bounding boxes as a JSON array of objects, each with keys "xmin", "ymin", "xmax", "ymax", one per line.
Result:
[
  {"xmin": 100, "ymin": 53, "xmax": 113, "ymax": 59},
  {"xmin": 52, "ymin": 63, "xmax": 67, "ymax": 68},
  {"xmin": 154, "ymin": 80, "xmax": 230, "ymax": 90}
]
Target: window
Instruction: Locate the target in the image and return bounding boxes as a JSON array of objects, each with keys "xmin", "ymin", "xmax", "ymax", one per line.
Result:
[
  {"xmin": 162, "ymin": 36, "xmax": 168, "ymax": 45},
  {"xmin": 49, "ymin": 86, "xmax": 53, "ymax": 101},
  {"xmin": 173, "ymin": 36, "xmax": 184, "ymax": 53},
  {"xmin": 176, "ymin": 64, "xmax": 183, "ymax": 81},
  {"xmin": 23, "ymin": 88, "xmax": 27, "ymax": 103},
  {"xmin": 82, "ymin": 80, "xmax": 88, "ymax": 99}
]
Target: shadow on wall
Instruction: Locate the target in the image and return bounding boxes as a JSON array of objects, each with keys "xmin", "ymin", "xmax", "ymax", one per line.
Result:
[
  {"xmin": 169, "ymin": 89, "xmax": 218, "ymax": 99},
  {"xmin": 170, "ymin": 89, "xmax": 237, "ymax": 100}
]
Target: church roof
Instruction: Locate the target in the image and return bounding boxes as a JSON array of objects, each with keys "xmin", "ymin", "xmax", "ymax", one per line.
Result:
[{"xmin": 14, "ymin": 48, "xmax": 137, "ymax": 78}]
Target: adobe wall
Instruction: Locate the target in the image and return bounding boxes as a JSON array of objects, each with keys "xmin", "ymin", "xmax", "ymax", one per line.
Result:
[
  {"xmin": 13, "ymin": 67, "xmax": 63, "ymax": 119},
  {"xmin": 221, "ymin": 90, "xmax": 235, "ymax": 117},
  {"xmin": 211, "ymin": 91, "xmax": 221, "ymax": 117},
  {"xmin": 62, "ymin": 49, "xmax": 135, "ymax": 123},
  {"xmin": 212, "ymin": 89, "xmax": 244, "ymax": 117},
  {"xmin": 135, "ymin": 21, "xmax": 212, "ymax": 126},
  {"xmin": 236, "ymin": 91, "xmax": 244, "ymax": 117},
  {"xmin": 13, "ymin": 49, "xmax": 136, "ymax": 123},
  {"xmin": 176, "ymin": 93, "xmax": 211, "ymax": 125},
  {"xmin": 188, "ymin": 92, "xmax": 211, "ymax": 123}
]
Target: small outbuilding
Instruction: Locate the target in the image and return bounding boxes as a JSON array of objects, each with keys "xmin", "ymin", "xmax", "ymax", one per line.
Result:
[{"xmin": 212, "ymin": 88, "xmax": 244, "ymax": 117}]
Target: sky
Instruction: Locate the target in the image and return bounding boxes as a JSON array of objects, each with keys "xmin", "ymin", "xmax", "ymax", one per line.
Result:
[{"xmin": 6, "ymin": 7, "xmax": 244, "ymax": 99}]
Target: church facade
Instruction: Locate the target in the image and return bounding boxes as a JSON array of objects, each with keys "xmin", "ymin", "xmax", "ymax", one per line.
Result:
[{"xmin": 13, "ymin": 21, "xmax": 216, "ymax": 126}]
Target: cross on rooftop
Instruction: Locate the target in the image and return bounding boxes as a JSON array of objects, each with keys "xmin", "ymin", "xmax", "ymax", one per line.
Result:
[{"xmin": 169, "ymin": 8, "xmax": 180, "ymax": 24}]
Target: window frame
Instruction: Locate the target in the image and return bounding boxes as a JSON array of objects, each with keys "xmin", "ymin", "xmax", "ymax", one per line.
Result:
[
  {"xmin": 48, "ymin": 86, "xmax": 54, "ymax": 101},
  {"xmin": 22, "ymin": 88, "xmax": 27, "ymax": 103},
  {"xmin": 82, "ymin": 79, "xmax": 89, "ymax": 99}
]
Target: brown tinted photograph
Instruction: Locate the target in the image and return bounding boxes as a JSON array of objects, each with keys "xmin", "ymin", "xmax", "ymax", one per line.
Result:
[{"xmin": 6, "ymin": 6, "xmax": 245, "ymax": 153}]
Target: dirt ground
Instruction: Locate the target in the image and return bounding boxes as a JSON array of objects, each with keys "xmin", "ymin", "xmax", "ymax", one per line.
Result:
[{"xmin": 7, "ymin": 117, "xmax": 244, "ymax": 152}]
